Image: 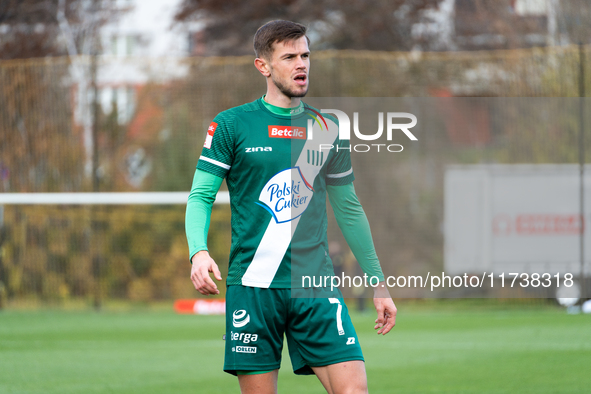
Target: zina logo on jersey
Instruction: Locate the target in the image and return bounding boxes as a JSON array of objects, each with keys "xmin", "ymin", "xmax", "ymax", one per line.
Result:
[
  {"xmin": 245, "ymin": 147, "xmax": 272, "ymax": 152},
  {"xmin": 256, "ymin": 167, "xmax": 314, "ymax": 223},
  {"xmin": 232, "ymin": 310, "xmax": 250, "ymax": 327}
]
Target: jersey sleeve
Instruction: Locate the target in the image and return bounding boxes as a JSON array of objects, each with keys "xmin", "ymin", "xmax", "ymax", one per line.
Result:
[
  {"xmin": 197, "ymin": 113, "xmax": 235, "ymax": 178},
  {"xmin": 326, "ymin": 137, "xmax": 355, "ymax": 186},
  {"xmin": 327, "ymin": 183, "xmax": 384, "ymax": 281},
  {"xmin": 185, "ymin": 169, "xmax": 224, "ymax": 260}
]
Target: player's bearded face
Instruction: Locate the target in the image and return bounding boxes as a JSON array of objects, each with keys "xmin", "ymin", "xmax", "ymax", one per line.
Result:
[
  {"xmin": 268, "ymin": 37, "xmax": 310, "ymax": 98},
  {"xmin": 270, "ymin": 71, "xmax": 308, "ymax": 98}
]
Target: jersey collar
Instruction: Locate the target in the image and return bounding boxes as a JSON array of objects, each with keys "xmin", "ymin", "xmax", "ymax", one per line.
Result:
[{"xmin": 261, "ymin": 95, "xmax": 305, "ymax": 116}]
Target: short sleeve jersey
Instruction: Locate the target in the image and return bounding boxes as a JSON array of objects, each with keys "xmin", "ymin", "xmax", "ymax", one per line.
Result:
[{"xmin": 198, "ymin": 98, "xmax": 354, "ymax": 288}]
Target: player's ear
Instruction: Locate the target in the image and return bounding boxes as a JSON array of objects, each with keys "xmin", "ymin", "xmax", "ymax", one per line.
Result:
[{"xmin": 254, "ymin": 57, "xmax": 271, "ymax": 77}]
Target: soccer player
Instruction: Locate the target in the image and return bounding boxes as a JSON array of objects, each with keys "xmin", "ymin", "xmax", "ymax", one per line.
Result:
[{"xmin": 185, "ymin": 20, "xmax": 396, "ymax": 394}]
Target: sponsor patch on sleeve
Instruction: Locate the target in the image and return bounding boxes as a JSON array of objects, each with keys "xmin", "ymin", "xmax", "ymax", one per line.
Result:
[{"xmin": 204, "ymin": 122, "xmax": 218, "ymax": 149}]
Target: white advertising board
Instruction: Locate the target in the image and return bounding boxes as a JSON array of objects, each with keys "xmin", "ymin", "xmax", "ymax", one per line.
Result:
[{"xmin": 445, "ymin": 165, "xmax": 591, "ymax": 276}]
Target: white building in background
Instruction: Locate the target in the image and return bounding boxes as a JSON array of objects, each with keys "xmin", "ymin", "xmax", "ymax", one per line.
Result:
[
  {"xmin": 69, "ymin": 0, "xmax": 200, "ymax": 185},
  {"xmin": 412, "ymin": 0, "xmax": 560, "ymax": 51},
  {"xmin": 95, "ymin": 0, "xmax": 195, "ymax": 124},
  {"xmin": 103, "ymin": 0, "xmax": 187, "ymax": 58}
]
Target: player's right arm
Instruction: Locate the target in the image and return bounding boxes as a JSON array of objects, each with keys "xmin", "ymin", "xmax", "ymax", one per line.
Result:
[
  {"xmin": 186, "ymin": 169, "xmax": 224, "ymax": 295},
  {"xmin": 186, "ymin": 114, "xmax": 235, "ymax": 295}
]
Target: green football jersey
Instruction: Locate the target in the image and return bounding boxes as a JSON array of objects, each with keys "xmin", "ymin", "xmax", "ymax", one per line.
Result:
[{"xmin": 198, "ymin": 98, "xmax": 354, "ymax": 288}]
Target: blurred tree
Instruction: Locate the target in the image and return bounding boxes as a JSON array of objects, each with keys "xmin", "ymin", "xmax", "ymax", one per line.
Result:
[
  {"xmin": 0, "ymin": 0, "xmax": 69, "ymax": 59},
  {"xmin": 174, "ymin": 0, "xmax": 441, "ymax": 55},
  {"xmin": 175, "ymin": 0, "xmax": 591, "ymax": 54},
  {"xmin": 0, "ymin": 0, "xmax": 125, "ymax": 60},
  {"xmin": 0, "ymin": 0, "xmax": 130, "ymax": 194}
]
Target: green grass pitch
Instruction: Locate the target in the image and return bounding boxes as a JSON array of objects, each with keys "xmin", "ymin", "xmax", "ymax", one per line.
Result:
[{"xmin": 0, "ymin": 301, "xmax": 589, "ymax": 393}]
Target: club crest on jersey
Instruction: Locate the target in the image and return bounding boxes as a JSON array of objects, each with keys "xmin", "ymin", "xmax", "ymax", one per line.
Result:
[
  {"xmin": 256, "ymin": 167, "xmax": 314, "ymax": 223},
  {"xmin": 268, "ymin": 126, "xmax": 306, "ymax": 139},
  {"xmin": 204, "ymin": 122, "xmax": 217, "ymax": 149}
]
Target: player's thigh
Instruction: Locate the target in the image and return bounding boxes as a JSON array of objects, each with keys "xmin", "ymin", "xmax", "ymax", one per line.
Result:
[
  {"xmin": 312, "ymin": 360, "xmax": 368, "ymax": 394},
  {"xmin": 238, "ymin": 369, "xmax": 279, "ymax": 394},
  {"xmin": 224, "ymin": 286, "xmax": 287, "ymax": 375},
  {"xmin": 286, "ymin": 296, "xmax": 364, "ymax": 374}
]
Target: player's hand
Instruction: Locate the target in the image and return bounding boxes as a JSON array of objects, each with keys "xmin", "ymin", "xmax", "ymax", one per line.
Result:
[
  {"xmin": 190, "ymin": 250, "xmax": 222, "ymax": 295},
  {"xmin": 373, "ymin": 282, "xmax": 397, "ymax": 335}
]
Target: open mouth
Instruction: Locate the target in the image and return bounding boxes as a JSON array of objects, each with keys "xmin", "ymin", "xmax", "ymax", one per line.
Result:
[{"xmin": 294, "ymin": 74, "xmax": 307, "ymax": 86}]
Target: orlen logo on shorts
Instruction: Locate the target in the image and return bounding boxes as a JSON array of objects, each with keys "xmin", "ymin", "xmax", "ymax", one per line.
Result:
[
  {"xmin": 235, "ymin": 346, "xmax": 257, "ymax": 354},
  {"xmin": 268, "ymin": 126, "xmax": 306, "ymax": 139},
  {"xmin": 232, "ymin": 310, "xmax": 250, "ymax": 327}
]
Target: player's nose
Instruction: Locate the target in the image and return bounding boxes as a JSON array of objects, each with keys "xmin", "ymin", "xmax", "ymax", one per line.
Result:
[{"xmin": 295, "ymin": 56, "xmax": 307, "ymax": 70}]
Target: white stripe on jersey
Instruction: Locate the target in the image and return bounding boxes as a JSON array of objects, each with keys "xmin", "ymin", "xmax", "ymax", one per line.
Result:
[
  {"xmin": 241, "ymin": 217, "xmax": 300, "ymax": 288},
  {"xmin": 242, "ymin": 117, "xmax": 340, "ymax": 288},
  {"xmin": 326, "ymin": 168, "xmax": 353, "ymax": 178},
  {"xmin": 199, "ymin": 156, "xmax": 231, "ymax": 170}
]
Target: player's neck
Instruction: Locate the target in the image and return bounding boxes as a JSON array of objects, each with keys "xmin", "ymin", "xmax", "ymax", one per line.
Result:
[{"xmin": 264, "ymin": 88, "xmax": 300, "ymax": 108}]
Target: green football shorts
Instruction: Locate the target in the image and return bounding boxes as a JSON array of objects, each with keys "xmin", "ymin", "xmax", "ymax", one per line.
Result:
[{"xmin": 223, "ymin": 285, "xmax": 364, "ymax": 376}]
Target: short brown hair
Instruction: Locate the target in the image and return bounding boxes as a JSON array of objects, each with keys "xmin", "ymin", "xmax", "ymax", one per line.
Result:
[{"xmin": 253, "ymin": 20, "xmax": 309, "ymax": 59}]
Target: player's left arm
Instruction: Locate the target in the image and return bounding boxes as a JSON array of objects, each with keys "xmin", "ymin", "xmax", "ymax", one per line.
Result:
[{"xmin": 327, "ymin": 183, "xmax": 397, "ymax": 335}]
